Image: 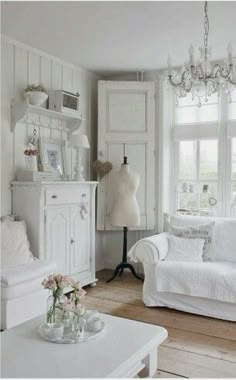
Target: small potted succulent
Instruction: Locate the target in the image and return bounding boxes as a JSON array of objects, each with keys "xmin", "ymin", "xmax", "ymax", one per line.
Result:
[{"xmin": 24, "ymin": 84, "xmax": 48, "ymax": 106}]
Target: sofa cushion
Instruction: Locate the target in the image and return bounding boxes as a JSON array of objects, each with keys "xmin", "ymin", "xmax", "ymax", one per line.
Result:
[
  {"xmin": 169, "ymin": 222, "xmax": 215, "ymax": 261},
  {"xmin": 168, "ymin": 215, "xmax": 236, "ymax": 263},
  {"xmin": 1, "ymin": 259, "xmax": 56, "ymax": 287},
  {"xmin": 165, "ymin": 235, "xmax": 204, "ymax": 262},
  {"xmin": 1, "ymin": 220, "xmax": 34, "ymax": 268},
  {"xmin": 1, "ymin": 278, "xmax": 48, "ymax": 300}
]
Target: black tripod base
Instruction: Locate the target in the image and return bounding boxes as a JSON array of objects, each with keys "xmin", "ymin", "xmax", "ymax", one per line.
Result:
[{"xmin": 106, "ymin": 262, "xmax": 144, "ymax": 283}]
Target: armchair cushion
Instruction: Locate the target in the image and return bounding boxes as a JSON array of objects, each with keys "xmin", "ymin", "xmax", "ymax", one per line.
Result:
[{"xmin": 128, "ymin": 233, "xmax": 169, "ymax": 264}]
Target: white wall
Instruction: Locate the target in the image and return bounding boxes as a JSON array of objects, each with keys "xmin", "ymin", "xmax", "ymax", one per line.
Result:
[{"xmin": 1, "ymin": 35, "xmax": 104, "ymax": 270}]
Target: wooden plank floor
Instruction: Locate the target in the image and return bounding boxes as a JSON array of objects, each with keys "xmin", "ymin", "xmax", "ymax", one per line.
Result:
[{"xmin": 84, "ymin": 269, "xmax": 236, "ymax": 378}]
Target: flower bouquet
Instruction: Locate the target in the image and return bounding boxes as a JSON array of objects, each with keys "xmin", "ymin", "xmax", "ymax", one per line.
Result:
[{"xmin": 42, "ymin": 274, "xmax": 86, "ymax": 327}]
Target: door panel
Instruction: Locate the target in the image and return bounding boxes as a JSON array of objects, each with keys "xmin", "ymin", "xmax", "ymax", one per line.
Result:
[
  {"xmin": 45, "ymin": 208, "xmax": 70, "ymax": 273},
  {"xmin": 70, "ymin": 206, "xmax": 90, "ymax": 275},
  {"xmin": 108, "ymin": 91, "xmax": 146, "ymax": 132}
]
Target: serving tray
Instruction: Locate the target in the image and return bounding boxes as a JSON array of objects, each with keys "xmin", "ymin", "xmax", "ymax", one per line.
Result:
[{"xmin": 38, "ymin": 318, "xmax": 105, "ymax": 344}]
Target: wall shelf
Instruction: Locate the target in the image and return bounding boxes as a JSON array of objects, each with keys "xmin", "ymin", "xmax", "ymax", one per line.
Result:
[{"xmin": 11, "ymin": 99, "xmax": 86, "ymax": 138}]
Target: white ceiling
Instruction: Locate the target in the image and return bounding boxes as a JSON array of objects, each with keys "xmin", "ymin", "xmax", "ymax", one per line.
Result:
[{"xmin": 2, "ymin": 1, "xmax": 236, "ymax": 75}]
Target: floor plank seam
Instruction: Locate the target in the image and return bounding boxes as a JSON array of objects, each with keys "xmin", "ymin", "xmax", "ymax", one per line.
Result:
[
  {"xmin": 160, "ymin": 345, "xmax": 236, "ymax": 364},
  {"xmin": 157, "ymin": 368, "xmax": 188, "ymax": 378}
]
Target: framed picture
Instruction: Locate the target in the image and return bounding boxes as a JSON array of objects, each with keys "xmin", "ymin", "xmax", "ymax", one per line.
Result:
[{"xmin": 39, "ymin": 138, "xmax": 66, "ymax": 178}]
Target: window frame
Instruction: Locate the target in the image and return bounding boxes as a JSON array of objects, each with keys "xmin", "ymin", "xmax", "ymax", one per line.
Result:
[
  {"xmin": 171, "ymin": 90, "xmax": 236, "ymax": 217},
  {"xmin": 173, "ymin": 139, "xmax": 221, "ymax": 215}
]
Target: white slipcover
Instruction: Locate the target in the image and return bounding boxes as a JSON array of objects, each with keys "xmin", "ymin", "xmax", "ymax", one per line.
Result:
[{"xmin": 128, "ymin": 215, "xmax": 236, "ymax": 321}]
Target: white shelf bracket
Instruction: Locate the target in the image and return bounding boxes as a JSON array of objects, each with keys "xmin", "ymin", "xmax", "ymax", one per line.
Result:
[{"xmin": 11, "ymin": 98, "xmax": 27, "ymax": 132}]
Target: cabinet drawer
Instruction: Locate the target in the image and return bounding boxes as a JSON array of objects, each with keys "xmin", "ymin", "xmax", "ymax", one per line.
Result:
[{"xmin": 45, "ymin": 187, "xmax": 90, "ymax": 205}]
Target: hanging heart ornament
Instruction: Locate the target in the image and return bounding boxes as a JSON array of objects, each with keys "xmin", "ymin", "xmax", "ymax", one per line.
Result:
[{"xmin": 93, "ymin": 160, "xmax": 113, "ymax": 179}]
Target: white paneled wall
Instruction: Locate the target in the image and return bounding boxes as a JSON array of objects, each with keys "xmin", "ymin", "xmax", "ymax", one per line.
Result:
[
  {"xmin": 1, "ymin": 36, "xmax": 105, "ymax": 270},
  {"xmin": 1, "ymin": 35, "xmax": 99, "ymax": 216}
]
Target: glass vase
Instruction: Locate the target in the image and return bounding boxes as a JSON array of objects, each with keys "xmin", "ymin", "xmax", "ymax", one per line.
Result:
[{"xmin": 46, "ymin": 291, "xmax": 67, "ymax": 325}]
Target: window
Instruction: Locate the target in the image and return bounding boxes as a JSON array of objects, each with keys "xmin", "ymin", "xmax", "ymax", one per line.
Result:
[
  {"xmin": 172, "ymin": 89, "xmax": 236, "ymax": 217},
  {"xmin": 175, "ymin": 140, "xmax": 218, "ymax": 215}
]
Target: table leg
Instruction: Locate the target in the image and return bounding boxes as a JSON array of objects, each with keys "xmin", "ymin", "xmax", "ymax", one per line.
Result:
[{"xmin": 140, "ymin": 348, "xmax": 158, "ymax": 378}]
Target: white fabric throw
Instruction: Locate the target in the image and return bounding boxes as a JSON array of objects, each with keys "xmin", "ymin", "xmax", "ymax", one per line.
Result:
[
  {"xmin": 128, "ymin": 233, "xmax": 169, "ymax": 264},
  {"xmin": 155, "ymin": 261, "xmax": 236, "ymax": 303}
]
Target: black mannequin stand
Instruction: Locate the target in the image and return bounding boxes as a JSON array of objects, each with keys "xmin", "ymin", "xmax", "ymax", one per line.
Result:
[{"xmin": 106, "ymin": 227, "xmax": 144, "ymax": 283}]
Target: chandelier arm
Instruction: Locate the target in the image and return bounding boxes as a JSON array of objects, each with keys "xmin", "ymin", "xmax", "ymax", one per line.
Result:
[
  {"xmin": 208, "ymin": 63, "xmax": 222, "ymax": 78},
  {"xmin": 218, "ymin": 65, "xmax": 234, "ymax": 79},
  {"xmin": 229, "ymin": 78, "xmax": 236, "ymax": 85},
  {"xmin": 169, "ymin": 69, "xmax": 191, "ymax": 87}
]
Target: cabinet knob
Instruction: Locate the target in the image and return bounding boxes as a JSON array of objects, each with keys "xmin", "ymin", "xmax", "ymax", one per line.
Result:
[
  {"xmin": 71, "ymin": 238, "xmax": 75, "ymax": 244},
  {"xmin": 51, "ymin": 195, "xmax": 58, "ymax": 199}
]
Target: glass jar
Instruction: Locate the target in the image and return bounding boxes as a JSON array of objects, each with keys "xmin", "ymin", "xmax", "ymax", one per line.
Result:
[{"xmin": 46, "ymin": 291, "xmax": 67, "ymax": 325}]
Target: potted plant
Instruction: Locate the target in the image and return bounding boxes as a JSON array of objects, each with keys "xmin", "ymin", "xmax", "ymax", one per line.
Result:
[{"xmin": 24, "ymin": 84, "xmax": 48, "ymax": 106}]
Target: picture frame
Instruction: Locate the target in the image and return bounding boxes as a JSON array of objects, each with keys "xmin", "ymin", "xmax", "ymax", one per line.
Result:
[{"xmin": 39, "ymin": 138, "xmax": 67, "ymax": 178}]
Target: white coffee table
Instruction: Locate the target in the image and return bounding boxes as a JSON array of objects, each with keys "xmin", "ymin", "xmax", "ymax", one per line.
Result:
[{"xmin": 1, "ymin": 313, "xmax": 168, "ymax": 378}]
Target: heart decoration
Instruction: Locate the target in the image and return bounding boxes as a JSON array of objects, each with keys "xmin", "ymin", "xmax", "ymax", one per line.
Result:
[{"xmin": 93, "ymin": 160, "xmax": 113, "ymax": 179}]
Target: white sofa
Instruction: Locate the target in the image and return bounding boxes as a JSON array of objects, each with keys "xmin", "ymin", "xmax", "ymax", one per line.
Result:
[{"xmin": 128, "ymin": 215, "xmax": 236, "ymax": 321}]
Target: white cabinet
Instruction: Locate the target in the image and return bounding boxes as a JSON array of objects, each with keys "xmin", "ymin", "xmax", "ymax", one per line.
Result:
[{"xmin": 12, "ymin": 181, "xmax": 98, "ymax": 286}]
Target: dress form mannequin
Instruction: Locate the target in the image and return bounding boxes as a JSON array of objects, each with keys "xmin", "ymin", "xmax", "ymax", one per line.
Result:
[
  {"xmin": 110, "ymin": 160, "xmax": 140, "ymax": 227},
  {"xmin": 107, "ymin": 157, "xmax": 143, "ymax": 283}
]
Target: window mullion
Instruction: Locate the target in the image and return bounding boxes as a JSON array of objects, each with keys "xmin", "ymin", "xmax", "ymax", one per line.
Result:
[
  {"xmin": 196, "ymin": 141, "xmax": 200, "ymax": 210},
  {"xmin": 219, "ymin": 92, "xmax": 228, "ymax": 216}
]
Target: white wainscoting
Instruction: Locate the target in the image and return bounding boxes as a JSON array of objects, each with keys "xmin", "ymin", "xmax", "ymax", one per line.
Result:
[
  {"xmin": 1, "ymin": 35, "xmax": 104, "ymax": 270},
  {"xmin": 1, "ymin": 35, "xmax": 99, "ymax": 213}
]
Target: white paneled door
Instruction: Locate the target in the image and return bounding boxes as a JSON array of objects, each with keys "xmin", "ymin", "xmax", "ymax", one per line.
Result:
[
  {"xmin": 45, "ymin": 207, "xmax": 70, "ymax": 274},
  {"xmin": 97, "ymin": 81, "xmax": 155, "ymax": 231},
  {"xmin": 70, "ymin": 206, "xmax": 90, "ymax": 275}
]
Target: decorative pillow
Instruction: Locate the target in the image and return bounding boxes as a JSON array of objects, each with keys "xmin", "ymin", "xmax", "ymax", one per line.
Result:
[
  {"xmin": 169, "ymin": 222, "xmax": 215, "ymax": 261},
  {"xmin": 1, "ymin": 220, "xmax": 34, "ymax": 268},
  {"xmin": 165, "ymin": 235, "xmax": 204, "ymax": 262}
]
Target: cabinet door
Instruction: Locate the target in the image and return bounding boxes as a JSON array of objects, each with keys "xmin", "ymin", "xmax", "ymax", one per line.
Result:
[
  {"xmin": 45, "ymin": 207, "xmax": 70, "ymax": 274},
  {"xmin": 97, "ymin": 80, "xmax": 155, "ymax": 231},
  {"xmin": 70, "ymin": 206, "xmax": 90, "ymax": 275}
]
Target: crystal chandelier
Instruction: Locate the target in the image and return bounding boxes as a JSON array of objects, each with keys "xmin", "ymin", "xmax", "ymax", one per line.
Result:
[{"xmin": 167, "ymin": 1, "xmax": 236, "ymax": 106}]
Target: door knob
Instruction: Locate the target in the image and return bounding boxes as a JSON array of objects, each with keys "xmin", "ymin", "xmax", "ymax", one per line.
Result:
[
  {"xmin": 51, "ymin": 195, "xmax": 58, "ymax": 199},
  {"xmin": 71, "ymin": 238, "xmax": 75, "ymax": 244}
]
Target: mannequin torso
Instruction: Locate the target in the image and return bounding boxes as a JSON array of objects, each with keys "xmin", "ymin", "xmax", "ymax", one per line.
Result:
[{"xmin": 110, "ymin": 163, "xmax": 140, "ymax": 227}]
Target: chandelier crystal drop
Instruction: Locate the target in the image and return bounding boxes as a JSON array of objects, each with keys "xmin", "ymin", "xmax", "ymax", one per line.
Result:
[{"xmin": 167, "ymin": 1, "xmax": 236, "ymax": 107}]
